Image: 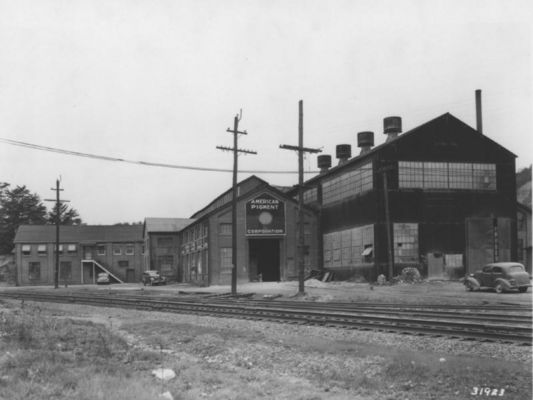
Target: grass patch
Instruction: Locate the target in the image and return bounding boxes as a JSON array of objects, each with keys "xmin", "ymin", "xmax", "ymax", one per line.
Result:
[{"xmin": 0, "ymin": 305, "xmax": 165, "ymax": 400}]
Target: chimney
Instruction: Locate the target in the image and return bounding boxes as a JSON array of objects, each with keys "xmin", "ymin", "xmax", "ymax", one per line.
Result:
[
  {"xmin": 317, "ymin": 154, "xmax": 332, "ymax": 173},
  {"xmin": 383, "ymin": 116, "xmax": 402, "ymax": 142},
  {"xmin": 357, "ymin": 131, "xmax": 374, "ymax": 154},
  {"xmin": 475, "ymin": 89, "xmax": 483, "ymax": 134},
  {"xmin": 336, "ymin": 144, "xmax": 351, "ymax": 165}
]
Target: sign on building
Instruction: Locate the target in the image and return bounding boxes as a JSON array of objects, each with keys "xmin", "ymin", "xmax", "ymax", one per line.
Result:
[{"xmin": 246, "ymin": 193, "xmax": 285, "ymax": 235}]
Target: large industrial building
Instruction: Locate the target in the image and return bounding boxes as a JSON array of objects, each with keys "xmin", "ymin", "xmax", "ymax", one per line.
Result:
[
  {"xmin": 179, "ymin": 176, "xmax": 318, "ymax": 286},
  {"xmin": 287, "ymin": 113, "xmax": 517, "ymax": 281},
  {"xmin": 13, "ymin": 106, "xmax": 522, "ymax": 286}
]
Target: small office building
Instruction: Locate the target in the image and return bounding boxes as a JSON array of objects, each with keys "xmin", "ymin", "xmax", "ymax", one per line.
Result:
[{"xmin": 14, "ymin": 224, "xmax": 144, "ymax": 285}]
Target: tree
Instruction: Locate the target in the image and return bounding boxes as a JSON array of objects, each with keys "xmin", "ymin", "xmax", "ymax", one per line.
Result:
[
  {"xmin": 0, "ymin": 185, "xmax": 48, "ymax": 253},
  {"xmin": 47, "ymin": 203, "xmax": 82, "ymax": 225}
]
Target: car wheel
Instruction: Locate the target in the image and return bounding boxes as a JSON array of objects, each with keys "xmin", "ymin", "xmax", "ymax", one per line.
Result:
[
  {"xmin": 495, "ymin": 283, "xmax": 504, "ymax": 294},
  {"xmin": 518, "ymin": 287, "xmax": 528, "ymax": 293}
]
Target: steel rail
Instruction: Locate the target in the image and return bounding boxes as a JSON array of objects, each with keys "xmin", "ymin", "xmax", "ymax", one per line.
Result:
[{"xmin": 0, "ymin": 291, "xmax": 530, "ymax": 345}]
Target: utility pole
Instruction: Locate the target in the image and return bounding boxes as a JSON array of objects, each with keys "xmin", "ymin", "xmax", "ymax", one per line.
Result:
[
  {"xmin": 280, "ymin": 100, "xmax": 321, "ymax": 295},
  {"xmin": 382, "ymin": 167, "xmax": 394, "ymax": 280},
  {"xmin": 216, "ymin": 111, "xmax": 257, "ymax": 295},
  {"xmin": 45, "ymin": 178, "xmax": 69, "ymax": 289}
]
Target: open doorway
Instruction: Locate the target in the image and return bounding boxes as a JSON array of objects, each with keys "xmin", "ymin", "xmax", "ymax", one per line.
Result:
[{"xmin": 249, "ymin": 239, "xmax": 280, "ymax": 281}]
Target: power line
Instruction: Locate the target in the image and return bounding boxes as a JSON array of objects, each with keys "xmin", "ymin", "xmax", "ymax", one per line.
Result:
[{"xmin": 0, "ymin": 137, "xmax": 319, "ymax": 175}]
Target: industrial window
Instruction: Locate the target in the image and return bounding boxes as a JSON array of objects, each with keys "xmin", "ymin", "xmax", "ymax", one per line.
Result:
[
  {"xmin": 393, "ymin": 223, "xmax": 419, "ymax": 263},
  {"xmin": 60, "ymin": 262, "xmax": 72, "ymax": 280},
  {"xmin": 322, "ymin": 162, "xmax": 373, "ymax": 205},
  {"xmin": 303, "ymin": 187, "xmax": 318, "ymax": 204},
  {"xmin": 219, "ymin": 223, "xmax": 232, "ymax": 235},
  {"xmin": 220, "ymin": 248, "xmax": 232, "ymax": 274},
  {"xmin": 54, "ymin": 244, "xmax": 64, "ymax": 254},
  {"xmin": 22, "ymin": 245, "xmax": 31, "ymax": 255},
  {"xmin": 125, "ymin": 244, "xmax": 134, "ymax": 255},
  {"xmin": 113, "ymin": 245, "xmax": 122, "ymax": 255},
  {"xmin": 158, "ymin": 255, "xmax": 173, "ymax": 275},
  {"xmin": 399, "ymin": 161, "xmax": 496, "ymax": 191},
  {"xmin": 96, "ymin": 245, "xmax": 106, "ymax": 256},
  {"xmin": 37, "ymin": 244, "xmax": 47, "ymax": 255},
  {"xmin": 472, "ymin": 163, "xmax": 496, "ymax": 190},
  {"xmin": 323, "ymin": 224, "xmax": 374, "ymax": 268},
  {"xmin": 118, "ymin": 260, "xmax": 129, "ymax": 268},
  {"xmin": 29, "ymin": 262, "xmax": 41, "ymax": 281},
  {"xmin": 67, "ymin": 244, "xmax": 77, "ymax": 254}
]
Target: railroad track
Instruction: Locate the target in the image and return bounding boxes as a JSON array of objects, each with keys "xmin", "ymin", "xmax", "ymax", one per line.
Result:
[{"xmin": 0, "ymin": 290, "xmax": 531, "ymax": 345}]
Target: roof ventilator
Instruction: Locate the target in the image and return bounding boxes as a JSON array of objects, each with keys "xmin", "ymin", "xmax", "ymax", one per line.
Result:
[{"xmin": 383, "ymin": 116, "xmax": 402, "ymax": 142}]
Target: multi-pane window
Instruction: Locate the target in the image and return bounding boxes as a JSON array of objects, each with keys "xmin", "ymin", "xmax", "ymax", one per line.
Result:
[
  {"xmin": 29, "ymin": 262, "xmax": 41, "ymax": 281},
  {"xmin": 303, "ymin": 187, "xmax": 318, "ymax": 204},
  {"xmin": 322, "ymin": 162, "xmax": 373, "ymax": 205},
  {"xmin": 37, "ymin": 244, "xmax": 47, "ymax": 255},
  {"xmin": 118, "ymin": 260, "xmax": 129, "ymax": 268},
  {"xmin": 113, "ymin": 245, "xmax": 122, "ymax": 255},
  {"xmin": 22, "ymin": 245, "xmax": 31, "ymax": 255},
  {"xmin": 473, "ymin": 164, "xmax": 496, "ymax": 190},
  {"xmin": 60, "ymin": 262, "xmax": 72, "ymax": 280},
  {"xmin": 219, "ymin": 223, "xmax": 232, "ymax": 235},
  {"xmin": 125, "ymin": 244, "xmax": 134, "ymax": 255},
  {"xmin": 220, "ymin": 248, "xmax": 232, "ymax": 274},
  {"xmin": 323, "ymin": 224, "xmax": 374, "ymax": 268},
  {"xmin": 158, "ymin": 255, "xmax": 174, "ymax": 275},
  {"xmin": 424, "ymin": 162, "xmax": 448, "ymax": 188},
  {"xmin": 399, "ymin": 161, "xmax": 496, "ymax": 191},
  {"xmin": 67, "ymin": 244, "xmax": 77, "ymax": 254},
  {"xmin": 97, "ymin": 245, "xmax": 106, "ymax": 256},
  {"xmin": 393, "ymin": 223, "xmax": 419, "ymax": 263}
]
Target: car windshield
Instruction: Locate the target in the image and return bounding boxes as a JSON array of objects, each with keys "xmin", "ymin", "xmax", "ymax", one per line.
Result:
[
  {"xmin": 509, "ymin": 265, "xmax": 524, "ymax": 272},
  {"xmin": 145, "ymin": 271, "xmax": 159, "ymax": 276}
]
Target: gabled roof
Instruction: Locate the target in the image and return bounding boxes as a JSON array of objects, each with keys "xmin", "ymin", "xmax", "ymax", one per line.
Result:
[
  {"xmin": 298, "ymin": 113, "xmax": 516, "ymax": 188},
  {"xmin": 144, "ymin": 218, "xmax": 195, "ymax": 234},
  {"xmin": 190, "ymin": 175, "xmax": 268, "ymax": 219},
  {"xmin": 13, "ymin": 224, "xmax": 144, "ymax": 244},
  {"xmin": 187, "ymin": 175, "xmax": 316, "ymax": 224}
]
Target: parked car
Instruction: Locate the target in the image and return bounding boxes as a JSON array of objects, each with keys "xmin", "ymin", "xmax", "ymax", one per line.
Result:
[
  {"xmin": 142, "ymin": 270, "xmax": 167, "ymax": 286},
  {"xmin": 464, "ymin": 262, "xmax": 531, "ymax": 293},
  {"xmin": 96, "ymin": 272, "xmax": 110, "ymax": 285}
]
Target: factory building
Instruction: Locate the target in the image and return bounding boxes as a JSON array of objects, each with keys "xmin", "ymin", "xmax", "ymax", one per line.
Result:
[
  {"xmin": 13, "ymin": 225, "xmax": 144, "ymax": 285},
  {"xmin": 288, "ymin": 112, "xmax": 517, "ymax": 281},
  {"xmin": 143, "ymin": 217, "xmax": 195, "ymax": 281},
  {"xmin": 179, "ymin": 176, "xmax": 318, "ymax": 286}
]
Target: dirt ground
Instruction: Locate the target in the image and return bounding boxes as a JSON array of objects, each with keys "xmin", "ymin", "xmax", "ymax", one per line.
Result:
[
  {"xmin": 33, "ymin": 279, "xmax": 532, "ymax": 307},
  {"xmin": 1, "ymin": 296, "xmax": 531, "ymax": 400}
]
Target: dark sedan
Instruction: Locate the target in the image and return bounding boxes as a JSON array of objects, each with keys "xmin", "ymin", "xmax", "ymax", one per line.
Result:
[
  {"xmin": 464, "ymin": 262, "xmax": 531, "ymax": 293},
  {"xmin": 141, "ymin": 270, "xmax": 167, "ymax": 286}
]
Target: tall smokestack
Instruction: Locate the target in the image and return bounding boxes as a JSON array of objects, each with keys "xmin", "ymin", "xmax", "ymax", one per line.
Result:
[{"xmin": 475, "ymin": 89, "xmax": 483, "ymax": 134}]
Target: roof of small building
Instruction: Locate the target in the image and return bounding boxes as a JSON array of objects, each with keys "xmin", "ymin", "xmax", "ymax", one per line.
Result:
[
  {"xmin": 13, "ymin": 224, "xmax": 144, "ymax": 244},
  {"xmin": 144, "ymin": 218, "xmax": 195, "ymax": 233}
]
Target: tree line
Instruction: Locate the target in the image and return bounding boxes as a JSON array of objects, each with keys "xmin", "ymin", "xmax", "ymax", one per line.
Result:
[{"xmin": 0, "ymin": 183, "xmax": 82, "ymax": 254}]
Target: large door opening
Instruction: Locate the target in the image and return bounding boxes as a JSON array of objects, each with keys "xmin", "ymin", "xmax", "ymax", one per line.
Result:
[{"xmin": 249, "ymin": 239, "xmax": 280, "ymax": 282}]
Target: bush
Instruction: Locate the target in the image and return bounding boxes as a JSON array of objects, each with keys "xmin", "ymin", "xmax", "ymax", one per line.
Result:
[{"xmin": 400, "ymin": 267, "xmax": 421, "ymax": 283}]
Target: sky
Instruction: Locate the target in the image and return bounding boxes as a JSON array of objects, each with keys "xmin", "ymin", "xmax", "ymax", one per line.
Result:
[{"xmin": 0, "ymin": 0, "xmax": 532, "ymax": 224}]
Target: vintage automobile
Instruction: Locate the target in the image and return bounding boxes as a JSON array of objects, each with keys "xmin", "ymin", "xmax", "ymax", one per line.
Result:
[
  {"xmin": 96, "ymin": 272, "xmax": 110, "ymax": 285},
  {"xmin": 141, "ymin": 270, "xmax": 167, "ymax": 286},
  {"xmin": 464, "ymin": 262, "xmax": 531, "ymax": 293}
]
